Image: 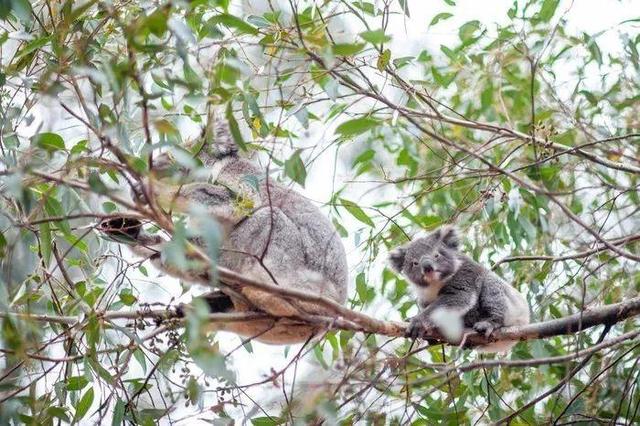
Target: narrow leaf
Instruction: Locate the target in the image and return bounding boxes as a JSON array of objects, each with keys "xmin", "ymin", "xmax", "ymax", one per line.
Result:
[
  {"xmin": 430, "ymin": 12, "xmax": 453, "ymax": 27},
  {"xmin": 340, "ymin": 199, "xmax": 375, "ymax": 227},
  {"xmin": 359, "ymin": 29, "xmax": 391, "ymax": 44},
  {"xmin": 210, "ymin": 13, "xmax": 258, "ymax": 35},
  {"xmin": 335, "ymin": 117, "xmax": 380, "ymax": 137},
  {"xmin": 284, "ymin": 150, "xmax": 307, "ymax": 187},
  {"xmin": 74, "ymin": 388, "xmax": 94, "ymax": 422}
]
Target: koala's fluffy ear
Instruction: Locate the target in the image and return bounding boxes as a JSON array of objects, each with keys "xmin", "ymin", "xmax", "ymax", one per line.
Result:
[
  {"xmin": 388, "ymin": 246, "xmax": 407, "ymax": 272},
  {"xmin": 441, "ymin": 226, "xmax": 460, "ymax": 249}
]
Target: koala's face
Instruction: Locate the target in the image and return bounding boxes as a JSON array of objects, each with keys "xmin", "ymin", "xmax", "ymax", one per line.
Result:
[{"xmin": 388, "ymin": 226, "xmax": 461, "ymax": 287}]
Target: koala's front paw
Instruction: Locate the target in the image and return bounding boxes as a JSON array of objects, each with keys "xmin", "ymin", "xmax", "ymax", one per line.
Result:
[
  {"xmin": 473, "ymin": 320, "xmax": 499, "ymax": 338},
  {"xmin": 407, "ymin": 313, "xmax": 436, "ymax": 340}
]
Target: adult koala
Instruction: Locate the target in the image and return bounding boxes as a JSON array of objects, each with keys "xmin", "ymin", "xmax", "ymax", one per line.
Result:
[
  {"xmin": 100, "ymin": 115, "xmax": 348, "ymax": 344},
  {"xmin": 388, "ymin": 225, "xmax": 529, "ymax": 352}
]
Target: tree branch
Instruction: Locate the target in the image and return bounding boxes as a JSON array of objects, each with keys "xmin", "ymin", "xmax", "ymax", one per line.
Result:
[{"xmin": 3, "ymin": 284, "xmax": 640, "ymax": 349}]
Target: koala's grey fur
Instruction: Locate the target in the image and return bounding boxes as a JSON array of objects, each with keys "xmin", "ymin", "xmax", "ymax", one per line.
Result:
[
  {"xmin": 388, "ymin": 226, "xmax": 529, "ymax": 352},
  {"xmin": 101, "ymin": 116, "xmax": 348, "ymax": 344}
]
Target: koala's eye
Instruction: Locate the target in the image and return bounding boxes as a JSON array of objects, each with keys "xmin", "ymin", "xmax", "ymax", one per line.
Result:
[
  {"xmin": 412, "ymin": 261, "xmax": 419, "ymax": 267},
  {"xmin": 434, "ymin": 253, "xmax": 440, "ymax": 259}
]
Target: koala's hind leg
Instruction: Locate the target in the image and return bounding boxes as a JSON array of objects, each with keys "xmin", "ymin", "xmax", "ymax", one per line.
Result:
[
  {"xmin": 473, "ymin": 283, "xmax": 507, "ymax": 337},
  {"xmin": 239, "ymin": 263, "xmax": 301, "ymax": 318}
]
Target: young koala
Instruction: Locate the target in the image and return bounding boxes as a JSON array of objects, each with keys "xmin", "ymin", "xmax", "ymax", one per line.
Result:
[
  {"xmin": 388, "ymin": 226, "xmax": 529, "ymax": 352},
  {"xmin": 100, "ymin": 115, "xmax": 348, "ymax": 344}
]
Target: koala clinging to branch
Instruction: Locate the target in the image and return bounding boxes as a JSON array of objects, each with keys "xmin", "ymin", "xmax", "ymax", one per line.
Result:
[
  {"xmin": 388, "ymin": 226, "xmax": 529, "ymax": 352},
  {"xmin": 100, "ymin": 114, "xmax": 348, "ymax": 344}
]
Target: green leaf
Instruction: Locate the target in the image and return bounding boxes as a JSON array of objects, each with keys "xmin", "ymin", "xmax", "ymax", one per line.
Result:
[
  {"xmin": 31, "ymin": 132, "xmax": 65, "ymax": 153},
  {"xmin": 376, "ymin": 48, "xmax": 391, "ymax": 71},
  {"xmin": 393, "ymin": 56, "xmax": 413, "ymax": 68},
  {"xmin": 145, "ymin": 9, "xmax": 168, "ymax": 36},
  {"xmin": 111, "ymin": 399, "xmax": 125, "ymax": 426},
  {"xmin": 39, "ymin": 222, "xmax": 52, "ymax": 266},
  {"xmin": 431, "ymin": 66, "xmax": 456, "ymax": 87},
  {"xmin": 538, "ymin": 0, "xmax": 560, "ymax": 22},
  {"xmin": 66, "ymin": 376, "xmax": 88, "ymax": 391},
  {"xmin": 284, "ymin": 150, "xmax": 307, "ymax": 187},
  {"xmin": 186, "ymin": 376, "xmax": 202, "ymax": 405},
  {"xmin": 133, "ymin": 348, "xmax": 147, "ymax": 373},
  {"xmin": 429, "ymin": 12, "xmax": 453, "ymax": 27},
  {"xmin": 332, "ymin": 43, "xmax": 365, "ymax": 56},
  {"xmin": 119, "ymin": 289, "xmax": 137, "ymax": 306},
  {"xmin": 352, "ymin": 149, "xmax": 375, "ymax": 167},
  {"xmin": 0, "ymin": 0, "xmax": 31, "ymax": 21},
  {"xmin": 47, "ymin": 407, "xmax": 70, "ymax": 423},
  {"xmin": 251, "ymin": 417, "xmax": 285, "ymax": 426},
  {"xmin": 340, "ymin": 199, "xmax": 374, "ymax": 227},
  {"xmin": 335, "ymin": 117, "xmax": 380, "ymax": 137},
  {"xmin": 458, "ymin": 20, "xmax": 480, "ymax": 43},
  {"xmin": 102, "ymin": 201, "xmax": 117, "ymax": 213},
  {"xmin": 587, "ymin": 39, "xmax": 603, "ymax": 65},
  {"xmin": 246, "ymin": 15, "xmax": 271, "ymax": 28},
  {"xmin": 210, "ymin": 13, "xmax": 258, "ymax": 35},
  {"xmin": 70, "ymin": 140, "xmax": 89, "ymax": 155},
  {"xmin": 70, "ymin": 0, "xmax": 97, "ymax": 21},
  {"xmin": 154, "ymin": 119, "xmax": 178, "ymax": 135},
  {"xmin": 74, "ymin": 388, "xmax": 94, "ymax": 422},
  {"xmin": 0, "ymin": 230, "xmax": 6, "ymax": 258},
  {"xmin": 43, "ymin": 196, "xmax": 71, "ymax": 234},
  {"xmin": 226, "ymin": 103, "xmax": 247, "ymax": 151},
  {"xmin": 88, "ymin": 173, "xmax": 109, "ymax": 194},
  {"xmin": 332, "ymin": 218, "xmax": 348, "ymax": 238},
  {"xmin": 359, "ymin": 29, "xmax": 391, "ymax": 44},
  {"xmin": 352, "ymin": 1, "xmax": 375, "ymax": 16},
  {"xmin": 15, "ymin": 36, "xmax": 49, "ymax": 59},
  {"xmin": 398, "ymin": 0, "xmax": 410, "ymax": 17},
  {"xmin": 355, "ymin": 272, "xmax": 374, "ymax": 304}
]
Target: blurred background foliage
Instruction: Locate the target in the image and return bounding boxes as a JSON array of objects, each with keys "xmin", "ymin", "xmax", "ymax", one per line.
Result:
[{"xmin": 0, "ymin": 0, "xmax": 639, "ymax": 424}]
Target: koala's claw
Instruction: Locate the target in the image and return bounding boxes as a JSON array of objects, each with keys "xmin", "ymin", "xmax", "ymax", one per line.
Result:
[
  {"xmin": 407, "ymin": 315, "xmax": 436, "ymax": 340},
  {"xmin": 473, "ymin": 321, "xmax": 497, "ymax": 338}
]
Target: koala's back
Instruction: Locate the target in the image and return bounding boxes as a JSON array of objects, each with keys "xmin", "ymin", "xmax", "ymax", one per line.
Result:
[
  {"xmin": 218, "ymin": 158, "xmax": 348, "ymax": 304},
  {"xmin": 455, "ymin": 259, "xmax": 529, "ymax": 328}
]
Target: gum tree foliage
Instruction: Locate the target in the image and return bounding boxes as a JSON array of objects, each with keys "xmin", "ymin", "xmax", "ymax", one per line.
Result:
[{"xmin": 1, "ymin": 0, "xmax": 639, "ymax": 424}]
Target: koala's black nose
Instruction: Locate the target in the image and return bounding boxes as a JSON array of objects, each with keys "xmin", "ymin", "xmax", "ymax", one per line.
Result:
[{"xmin": 421, "ymin": 260, "xmax": 434, "ymax": 273}]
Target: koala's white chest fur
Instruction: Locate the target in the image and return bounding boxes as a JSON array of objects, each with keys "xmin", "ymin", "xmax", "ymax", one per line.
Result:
[{"xmin": 413, "ymin": 279, "xmax": 445, "ymax": 306}]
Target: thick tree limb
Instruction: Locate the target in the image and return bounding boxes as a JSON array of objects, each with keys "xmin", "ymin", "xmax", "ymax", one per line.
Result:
[
  {"xmin": 3, "ymin": 284, "xmax": 640, "ymax": 349},
  {"xmin": 215, "ymin": 266, "xmax": 640, "ymax": 347},
  {"xmin": 477, "ymin": 296, "xmax": 640, "ymax": 345}
]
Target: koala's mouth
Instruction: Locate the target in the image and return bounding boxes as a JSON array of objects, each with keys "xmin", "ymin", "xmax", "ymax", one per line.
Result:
[{"xmin": 421, "ymin": 270, "xmax": 442, "ymax": 285}]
